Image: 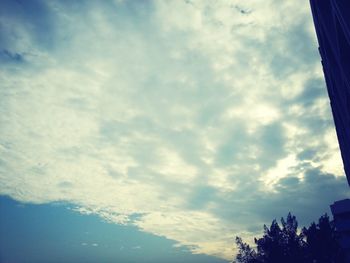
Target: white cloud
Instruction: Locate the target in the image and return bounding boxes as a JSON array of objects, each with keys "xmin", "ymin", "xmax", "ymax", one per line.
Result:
[
  {"xmin": 261, "ymin": 154, "xmax": 298, "ymax": 191},
  {"xmin": 0, "ymin": 0, "xmax": 349, "ymax": 260},
  {"xmin": 132, "ymin": 245, "xmax": 141, "ymax": 250}
]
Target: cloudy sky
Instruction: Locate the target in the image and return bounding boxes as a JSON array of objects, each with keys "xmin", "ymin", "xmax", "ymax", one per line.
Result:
[{"xmin": 0, "ymin": 0, "xmax": 349, "ymax": 262}]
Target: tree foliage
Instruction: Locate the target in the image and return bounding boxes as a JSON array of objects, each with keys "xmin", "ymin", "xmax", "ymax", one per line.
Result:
[{"xmin": 235, "ymin": 213, "xmax": 345, "ymax": 263}]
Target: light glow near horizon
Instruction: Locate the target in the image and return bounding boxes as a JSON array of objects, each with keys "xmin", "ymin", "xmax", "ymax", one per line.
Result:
[{"xmin": 0, "ymin": 0, "xmax": 349, "ymax": 261}]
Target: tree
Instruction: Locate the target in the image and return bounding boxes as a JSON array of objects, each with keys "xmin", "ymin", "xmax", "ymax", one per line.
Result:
[
  {"xmin": 235, "ymin": 237, "xmax": 259, "ymax": 263},
  {"xmin": 303, "ymin": 214, "xmax": 344, "ymax": 263},
  {"xmin": 255, "ymin": 213, "xmax": 307, "ymax": 263},
  {"xmin": 235, "ymin": 213, "xmax": 344, "ymax": 263}
]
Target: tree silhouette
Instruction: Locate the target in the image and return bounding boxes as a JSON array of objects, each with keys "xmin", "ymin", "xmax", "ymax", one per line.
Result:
[
  {"xmin": 235, "ymin": 237, "xmax": 259, "ymax": 263},
  {"xmin": 302, "ymin": 214, "xmax": 344, "ymax": 263},
  {"xmin": 235, "ymin": 213, "xmax": 345, "ymax": 263}
]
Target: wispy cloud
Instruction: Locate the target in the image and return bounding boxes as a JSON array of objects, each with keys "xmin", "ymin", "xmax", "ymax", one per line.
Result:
[{"xmin": 0, "ymin": 0, "xmax": 348, "ymax": 259}]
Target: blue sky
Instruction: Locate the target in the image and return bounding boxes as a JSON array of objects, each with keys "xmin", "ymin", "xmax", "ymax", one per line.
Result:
[
  {"xmin": 0, "ymin": 196, "xmax": 225, "ymax": 263},
  {"xmin": 0, "ymin": 0, "xmax": 350, "ymax": 262}
]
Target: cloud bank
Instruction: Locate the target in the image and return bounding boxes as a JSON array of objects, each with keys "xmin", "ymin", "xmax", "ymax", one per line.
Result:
[{"xmin": 0, "ymin": 0, "xmax": 349, "ymax": 259}]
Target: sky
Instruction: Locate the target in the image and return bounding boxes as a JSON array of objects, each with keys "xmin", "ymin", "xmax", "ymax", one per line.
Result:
[{"xmin": 0, "ymin": 0, "xmax": 350, "ymax": 262}]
